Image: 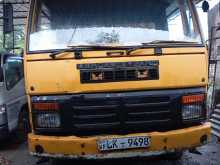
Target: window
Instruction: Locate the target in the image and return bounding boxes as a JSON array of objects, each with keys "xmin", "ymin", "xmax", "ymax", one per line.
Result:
[
  {"xmin": 4, "ymin": 56, "xmax": 23, "ymax": 90},
  {"xmin": 28, "ymin": 0, "xmax": 202, "ymax": 52}
]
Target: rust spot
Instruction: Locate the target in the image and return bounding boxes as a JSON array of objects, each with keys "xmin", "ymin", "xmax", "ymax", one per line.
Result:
[
  {"xmin": 163, "ymin": 138, "xmax": 168, "ymax": 143},
  {"xmin": 81, "ymin": 143, "xmax": 85, "ymax": 148},
  {"xmin": 30, "ymin": 86, "xmax": 35, "ymax": 91}
]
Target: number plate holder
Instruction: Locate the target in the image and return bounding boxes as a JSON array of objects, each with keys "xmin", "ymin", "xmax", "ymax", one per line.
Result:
[{"xmin": 97, "ymin": 136, "xmax": 150, "ymax": 151}]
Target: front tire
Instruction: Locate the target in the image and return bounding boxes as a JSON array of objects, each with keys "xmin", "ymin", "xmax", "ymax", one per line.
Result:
[{"xmin": 15, "ymin": 108, "xmax": 30, "ymax": 142}]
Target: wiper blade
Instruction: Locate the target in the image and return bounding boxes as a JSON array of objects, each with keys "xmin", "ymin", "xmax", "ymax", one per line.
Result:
[
  {"xmin": 127, "ymin": 40, "xmax": 199, "ymax": 55},
  {"xmin": 49, "ymin": 45, "xmax": 128, "ymax": 59},
  {"xmin": 68, "ymin": 44, "xmax": 128, "ymax": 50},
  {"xmin": 144, "ymin": 40, "xmax": 198, "ymax": 44}
]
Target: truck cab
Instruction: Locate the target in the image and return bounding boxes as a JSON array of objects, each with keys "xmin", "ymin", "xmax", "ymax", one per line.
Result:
[
  {"xmin": 0, "ymin": 53, "xmax": 28, "ymax": 140},
  {"xmin": 26, "ymin": 0, "xmax": 211, "ymax": 159}
]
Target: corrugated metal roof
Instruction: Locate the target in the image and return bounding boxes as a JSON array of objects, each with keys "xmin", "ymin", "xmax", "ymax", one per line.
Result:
[
  {"xmin": 0, "ymin": 0, "xmax": 29, "ymax": 28},
  {"xmin": 0, "ymin": 0, "xmax": 204, "ymax": 28}
]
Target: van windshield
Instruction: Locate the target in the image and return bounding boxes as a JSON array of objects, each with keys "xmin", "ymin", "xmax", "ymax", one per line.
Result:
[{"xmin": 28, "ymin": 0, "xmax": 202, "ymax": 52}]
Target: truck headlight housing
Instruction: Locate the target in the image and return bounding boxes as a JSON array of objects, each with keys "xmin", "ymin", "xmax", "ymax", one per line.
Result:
[
  {"xmin": 182, "ymin": 104, "xmax": 203, "ymax": 120},
  {"xmin": 181, "ymin": 94, "xmax": 205, "ymax": 121},
  {"xmin": 32, "ymin": 102, "xmax": 61, "ymax": 128},
  {"xmin": 36, "ymin": 113, "xmax": 61, "ymax": 128}
]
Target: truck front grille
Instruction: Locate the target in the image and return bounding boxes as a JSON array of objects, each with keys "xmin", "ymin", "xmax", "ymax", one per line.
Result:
[{"xmin": 71, "ymin": 92, "xmax": 177, "ymax": 135}]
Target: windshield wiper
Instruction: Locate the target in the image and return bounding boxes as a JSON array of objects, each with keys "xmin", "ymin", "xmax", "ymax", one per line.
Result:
[
  {"xmin": 127, "ymin": 40, "xmax": 199, "ymax": 55},
  {"xmin": 49, "ymin": 45, "xmax": 129, "ymax": 59},
  {"xmin": 50, "ymin": 41, "xmax": 198, "ymax": 59},
  {"xmin": 49, "ymin": 47, "xmax": 77, "ymax": 59},
  {"xmin": 146, "ymin": 40, "xmax": 198, "ymax": 44}
]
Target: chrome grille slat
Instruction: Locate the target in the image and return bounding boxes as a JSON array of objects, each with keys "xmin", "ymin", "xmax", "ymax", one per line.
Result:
[
  {"xmin": 124, "ymin": 102, "xmax": 170, "ymax": 108},
  {"xmin": 73, "ymin": 104, "xmax": 119, "ymax": 110},
  {"xmin": 125, "ymin": 119, "xmax": 171, "ymax": 125},
  {"xmin": 73, "ymin": 113, "xmax": 117, "ymax": 120},
  {"xmin": 127, "ymin": 110, "xmax": 170, "ymax": 116},
  {"xmin": 74, "ymin": 122, "xmax": 121, "ymax": 129}
]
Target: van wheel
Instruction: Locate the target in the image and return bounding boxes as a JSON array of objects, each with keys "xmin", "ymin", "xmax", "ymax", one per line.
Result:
[{"xmin": 16, "ymin": 108, "xmax": 30, "ymax": 142}]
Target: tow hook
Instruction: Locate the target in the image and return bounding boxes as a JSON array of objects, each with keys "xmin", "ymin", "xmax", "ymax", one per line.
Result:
[{"xmin": 189, "ymin": 148, "xmax": 202, "ymax": 155}]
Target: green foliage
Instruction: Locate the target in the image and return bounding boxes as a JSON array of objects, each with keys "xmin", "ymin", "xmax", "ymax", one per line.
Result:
[
  {"xmin": 0, "ymin": 26, "xmax": 25, "ymax": 54},
  {"xmin": 14, "ymin": 26, "xmax": 25, "ymax": 49}
]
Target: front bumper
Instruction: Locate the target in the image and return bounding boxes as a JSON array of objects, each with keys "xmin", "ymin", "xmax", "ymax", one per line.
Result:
[{"xmin": 29, "ymin": 122, "xmax": 211, "ymax": 159}]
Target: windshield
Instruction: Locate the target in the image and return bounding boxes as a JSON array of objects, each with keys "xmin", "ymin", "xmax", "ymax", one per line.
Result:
[{"xmin": 28, "ymin": 0, "xmax": 202, "ymax": 52}]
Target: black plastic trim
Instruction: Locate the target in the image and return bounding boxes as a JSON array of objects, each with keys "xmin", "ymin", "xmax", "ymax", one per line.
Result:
[
  {"xmin": 31, "ymin": 87, "xmax": 206, "ymax": 136},
  {"xmin": 78, "ymin": 61, "xmax": 159, "ymax": 83}
]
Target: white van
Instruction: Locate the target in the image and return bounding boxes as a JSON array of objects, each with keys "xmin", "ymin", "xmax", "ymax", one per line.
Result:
[{"xmin": 0, "ymin": 53, "xmax": 29, "ymax": 140}]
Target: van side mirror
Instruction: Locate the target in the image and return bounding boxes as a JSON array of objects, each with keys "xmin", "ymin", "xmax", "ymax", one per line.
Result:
[
  {"xmin": 3, "ymin": 3, "xmax": 13, "ymax": 34},
  {"xmin": 202, "ymin": 0, "xmax": 210, "ymax": 13}
]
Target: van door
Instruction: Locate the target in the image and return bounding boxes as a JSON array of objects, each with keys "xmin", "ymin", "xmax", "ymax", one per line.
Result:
[
  {"xmin": 0, "ymin": 54, "xmax": 7, "ymax": 127},
  {"xmin": 0, "ymin": 54, "xmax": 3, "ymax": 86},
  {"xmin": 3, "ymin": 55, "xmax": 26, "ymax": 131}
]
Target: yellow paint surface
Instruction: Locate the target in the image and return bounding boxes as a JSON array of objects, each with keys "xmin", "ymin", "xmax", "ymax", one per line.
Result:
[{"xmin": 28, "ymin": 123, "xmax": 211, "ymax": 157}]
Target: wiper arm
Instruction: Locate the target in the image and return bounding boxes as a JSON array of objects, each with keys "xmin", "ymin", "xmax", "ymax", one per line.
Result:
[
  {"xmin": 50, "ymin": 41, "xmax": 200, "ymax": 59},
  {"xmin": 49, "ymin": 45, "xmax": 128, "ymax": 59},
  {"xmin": 49, "ymin": 47, "xmax": 77, "ymax": 59},
  {"xmin": 127, "ymin": 40, "xmax": 199, "ymax": 55},
  {"xmin": 146, "ymin": 40, "xmax": 198, "ymax": 44}
]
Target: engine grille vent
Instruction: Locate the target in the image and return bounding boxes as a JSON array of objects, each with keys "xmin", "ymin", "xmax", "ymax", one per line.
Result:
[{"xmin": 77, "ymin": 61, "xmax": 159, "ymax": 83}]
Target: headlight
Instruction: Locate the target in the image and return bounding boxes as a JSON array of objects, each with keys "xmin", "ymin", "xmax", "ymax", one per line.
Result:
[
  {"xmin": 0, "ymin": 105, "xmax": 6, "ymax": 114},
  {"xmin": 181, "ymin": 94, "xmax": 205, "ymax": 121},
  {"xmin": 32, "ymin": 102, "xmax": 61, "ymax": 128},
  {"xmin": 182, "ymin": 104, "xmax": 203, "ymax": 120},
  {"xmin": 36, "ymin": 113, "xmax": 61, "ymax": 128},
  {"xmin": 0, "ymin": 105, "xmax": 7, "ymax": 125}
]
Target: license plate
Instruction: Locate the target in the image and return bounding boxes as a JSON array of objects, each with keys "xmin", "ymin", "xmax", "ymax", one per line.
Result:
[{"xmin": 97, "ymin": 136, "xmax": 150, "ymax": 151}]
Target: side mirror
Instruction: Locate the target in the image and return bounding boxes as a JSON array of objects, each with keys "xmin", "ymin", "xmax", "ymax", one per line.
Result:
[
  {"xmin": 3, "ymin": 3, "xmax": 13, "ymax": 34},
  {"xmin": 202, "ymin": 0, "xmax": 210, "ymax": 13}
]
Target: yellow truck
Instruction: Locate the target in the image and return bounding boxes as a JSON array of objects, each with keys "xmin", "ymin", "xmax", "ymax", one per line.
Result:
[{"xmin": 24, "ymin": 0, "xmax": 211, "ymax": 160}]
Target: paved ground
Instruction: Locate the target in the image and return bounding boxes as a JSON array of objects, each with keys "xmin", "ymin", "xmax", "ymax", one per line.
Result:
[{"xmin": 0, "ymin": 137, "xmax": 220, "ymax": 165}]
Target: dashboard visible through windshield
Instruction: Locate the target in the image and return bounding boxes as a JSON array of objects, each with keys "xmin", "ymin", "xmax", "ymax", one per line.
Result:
[{"xmin": 28, "ymin": 0, "xmax": 202, "ymax": 52}]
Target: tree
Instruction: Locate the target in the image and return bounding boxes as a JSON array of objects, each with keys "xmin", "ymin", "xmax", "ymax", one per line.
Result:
[{"xmin": 0, "ymin": 26, "xmax": 25, "ymax": 54}]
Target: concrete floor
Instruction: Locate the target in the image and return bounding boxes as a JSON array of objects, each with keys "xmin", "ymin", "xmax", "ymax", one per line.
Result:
[{"xmin": 0, "ymin": 137, "xmax": 220, "ymax": 165}]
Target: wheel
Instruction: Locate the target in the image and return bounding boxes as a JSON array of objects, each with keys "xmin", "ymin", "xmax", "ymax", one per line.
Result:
[
  {"xmin": 163, "ymin": 151, "xmax": 183, "ymax": 160},
  {"xmin": 15, "ymin": 108, "xmax": 31, "ymax": 142}
]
